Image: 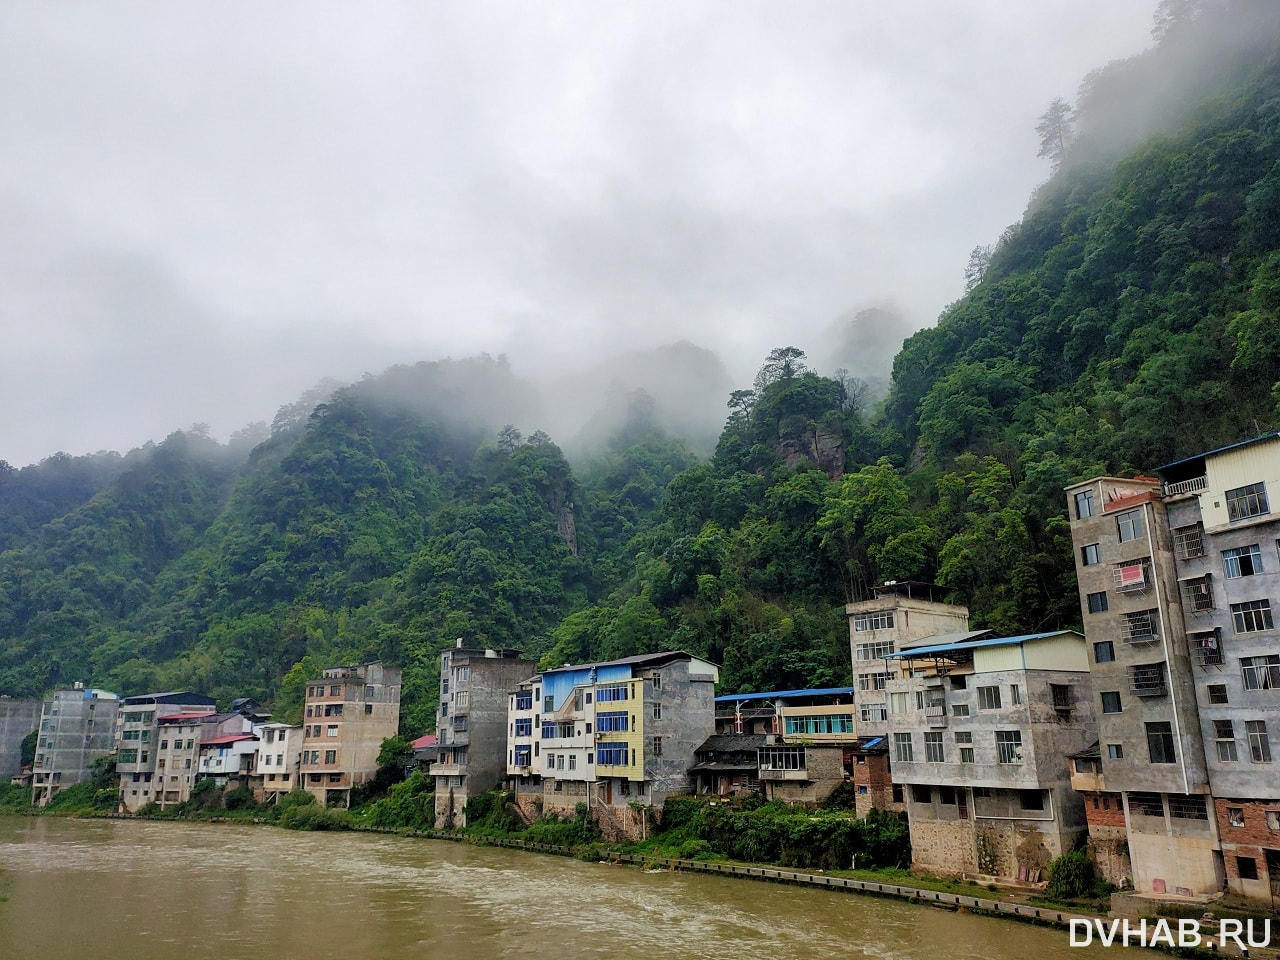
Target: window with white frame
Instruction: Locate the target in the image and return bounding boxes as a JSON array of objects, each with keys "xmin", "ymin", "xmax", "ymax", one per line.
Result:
[
  {"xmin": 852, "ymin": 611, "xmax": 894, "ymax": 631},
  {"xmin": 1226, "ymin": 482, "xmax": 1269, "ymax": 522},
  {"xmin": 1223, "ymin": 544, "xmax": 1263, "ymax": 578},
  {"xmin": 1116, "ymin": 509, "xmax": 1144, "ymax": 543},
  {"xmin": 893, "ymin": 732, "xmax": 914, "ymax": 762},
  {"xmin": 1247, "ymin": 720, "xmax": 1272, "ymax": 763},
  {"xmin": 1232, "ymin": 600, "xmax": 1275, "ymax": 633},
  {"xmin": 995, "ymin": 730, "xmax": 1022, "ymax": 764},
  {"xmin": 924, "ymin": 732, "xmax": 944, "ymax": 762},
  {"xmin": 1242, "ymin": 655, "xmax": 1280, "ymax": 690},
  {"xmin": 1214, "ymin": 719, "xmax": 1238, "ymax": 761},
  {"xmin": 855, "ymin": 640, "xmax": 895, "ymax": 660}
]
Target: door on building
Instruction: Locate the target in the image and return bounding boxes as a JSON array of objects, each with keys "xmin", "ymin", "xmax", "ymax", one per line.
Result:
[
  {"xmin": 1265, "ymin": 849, "xmax": 1280, "ymax": 909},
  {"xmin": 957, "ymin": 789, "xmax": 969, "ymax": 820},
  {"xmin": 603, "ymin": 780, "xmax": 613, "ymax": 804}
]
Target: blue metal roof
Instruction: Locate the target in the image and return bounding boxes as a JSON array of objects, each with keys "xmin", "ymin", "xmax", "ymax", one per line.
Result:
[
  {"xmin": 883, "ymin": 630, "xmax": 1081, "ymax": 659},
  {"xmin": 1155, "ymin": 431, "xmax": 1280, "ymax": 474},
  {"xmin": 714, "ymin": 686, "xmax": 856, "ymax": 703}
]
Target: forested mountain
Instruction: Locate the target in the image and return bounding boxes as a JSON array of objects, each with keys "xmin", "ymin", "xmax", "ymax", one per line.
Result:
[{"xmin": 3, "ymin": 0, "xmax": 1279, "ymax": 730}]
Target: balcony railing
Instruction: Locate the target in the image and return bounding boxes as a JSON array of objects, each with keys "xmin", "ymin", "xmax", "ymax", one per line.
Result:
[
  {"xmin": 1129, "ymin": 665, "xmax": 1168, "ymax": 697},
  {"xmin": 1163, "ymin": 476, "xmax": 1207, "ymax": 497}
]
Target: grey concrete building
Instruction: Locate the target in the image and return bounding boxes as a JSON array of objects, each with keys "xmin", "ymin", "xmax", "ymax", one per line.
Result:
[
  {"xmin": 1066, "ymin": 474, "xmax": 1222, "ymax": 897},
  {"xmin": 1154, "ymin": 432, "xmax": 1280, "ymax": 902},
  {"xmin": 31, "ymin": 685, "xmax": 120, "ymax": 806},
  {"xmin": 114, "ymin": 691, "xmax": 218, "ymax": 812},
  {"xmin": 845, "ymin": 581, "xmax": 972, "ymax": 739},
  {"xmin": 432, "ymin": 644, "xmax": 535, "ymax": 828},
  {"xmin": 301, "ymin": 661, "xmax": 401, "ymax": 807},
  {"xmin": 0, "ymin": 697, "xmax": 41, "ymax": 780},
  {"xmin": 883, "ymin": 630, "xmax": 1096, "ymax": 883}
]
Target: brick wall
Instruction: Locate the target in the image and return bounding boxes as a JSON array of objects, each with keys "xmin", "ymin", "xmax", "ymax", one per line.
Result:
[
  {"xmin": 1082, "ymin": 790, "xmax": 1127, "ymax": 828},
  {"xmin": 1215, "ymin": 798, "xmax": 1280, "ymax": 902}
]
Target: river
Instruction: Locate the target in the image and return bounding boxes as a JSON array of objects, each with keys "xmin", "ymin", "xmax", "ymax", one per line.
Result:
[{"xmin": 0, "ymin": 818, "xmax": 1109, "ymax": 960}]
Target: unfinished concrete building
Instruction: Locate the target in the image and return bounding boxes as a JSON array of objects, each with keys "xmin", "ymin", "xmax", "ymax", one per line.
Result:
[
  {"xmin": 432, "ymin": 645, "xmax": 535, "ymax": 828},
  {"xmin": 846, "ymin": 581, "xmax": 972, "ymax": 740},
  {"xmin": 31, "ymin": 686, "xmax": 119, "ymax": 806},
  {"xmin": 1153, "ymin": 433, "xmax": 1280, "ymax": 902},
  {"xmin": 884, "ymin": 630, "xmax": 1096, "ymax": 883},
  {"xmin": 1066, "ymin": 475, "xmax": 1221, "ymax": 896},
  {"xmin": 301, "ymin": 662, "xmax": 401, "ymax": 807}
]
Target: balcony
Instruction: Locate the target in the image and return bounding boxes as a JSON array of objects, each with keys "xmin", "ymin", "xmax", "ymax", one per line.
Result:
[
  {"xmin": 1113, "ymin": 560, "xmax": 1151, "ymax": 593},
  {"xmin": 924, "ymin": 705, "xmax": 948, "ymax": 728},
  {"xmin": 1129, "ymin": 665, "xmax": 1168, "ymax": 698},
  {"xmin": 1163, "ymin": 475, "xmax": 1207, "ymax": 498},
  {"xmin": 429, "ymin": 760, "xmax": 466, "ymax": 777}
]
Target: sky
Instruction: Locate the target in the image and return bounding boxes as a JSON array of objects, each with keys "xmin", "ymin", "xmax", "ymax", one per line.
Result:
[{"xmin": 0, "ymin": 2, "xmax": 1159, "ymax": 467}]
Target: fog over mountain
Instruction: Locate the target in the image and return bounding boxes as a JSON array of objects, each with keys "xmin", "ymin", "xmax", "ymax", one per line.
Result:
[{"xmin": 0, "ymin": 2, "xmax": 1162, "ymax": 467}]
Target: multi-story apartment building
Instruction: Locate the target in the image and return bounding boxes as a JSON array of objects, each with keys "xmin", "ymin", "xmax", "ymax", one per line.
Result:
[
  {"xmin": 883, "ymin": 630, "xmax": 1096, "ymax": 882},
  {"xmin": 1153, "ymin": 432, "xmax": 1280, "ymax": 901},
  {"xmin": 31, "ymin": 685, "xmax": 120, "ymax": 806},
  {"xmin": 251, "ymin": 723, "xmax": 303, "ymax": 803},
  {"xmin": 431, "ymin": 644, "xmax": 535, "ymax": 828},
  {"xmin": 846, "ymin": 581, "xmax": 973, "ymax": 739},
  {"xmin": 152, "ymin": 700, "xmax": 268, "ymax": 808},
  {"xmin": 115, "ymin": 691, "xmax": 217, "ymax": 812},
  {"xmin": 300, "ymin": 661, "xmax": 401, "ymax": 807},
  {"xmin": 504, "ymin": 651, "xmax": 718, "ymax": 838},
  {"xmin": 1066, "ymin": 474, "xmax": 1221, "ymax": 896}
]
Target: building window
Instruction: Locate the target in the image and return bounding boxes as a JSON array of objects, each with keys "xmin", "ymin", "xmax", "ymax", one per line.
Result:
[
  {"xmin": 889, "ymin": 692, "xmax": 911, "ymax": 714},
  {"xmin": 1181, "ymin": 575, "xmax": 1214, "ymax": 612},
  {"xmin": 1074, "ymin": 489, "xmax": 1096, "ymax": 519},
  {"xmin": 596, "ymin": 711, "xmax": 628, "ymax": 733},
  {"xmin": 1121, "ymin": 609, "xmax": 1160, "ymax": 643},
  {"xmin": 1267, "ymin": 810, "xmax": 1280, "ymax": 831},
  {"xmin": 1190, "ymin": 629, "xmax": 1224, "ymax": 667},
  {"xmin": 515, "ymin": 691, "xmax": 533, "ymax": 711},
  {"xmin": 650, "ymin": 673, "xmax": 662, "ymax": 691},
  {"xmin": 324, "ymin": 750, "xmax": 336, "ymax": 765},
  {"xmin": 1100, "ymin": 691, "xmax": 1122, "ymax": 714},
  {"xmin": 1010, "ymin": 684, "xmax": 1022, "ymax": 706},
  {"xmin": 852, "ymin": 611, "xmax": 894, "ymax": 631},
  {"xmin": 855, "ymin": 640, "xmax": 895, "ymax": 660},
  {"xmin": 759, "ymin": 746, "xmax": 805, "ymax": 771},
  {"xmin": 1247, "ymin": 720, "xmax": 1272, "ymax": 763},
  {"xmin": 1081, "ymin": 543, "xmax": 1102, "ymax": 566},
  {"xmin": 784, "ymin": 714, "xmax": 854, "ymax": 735},
  {"xmin": 1020, "ymin": 790, "xmax": 1046, "ymax": 811},
  {"xmin": 860, "ymin": 704, "xmax": 888, "ymax": 723},
  {"xmin": 327, "ymin": 725, "xmax": 338, "ymax": 737},
  {"xmin": 1146, "ymin": 722, "xmax": 1176, "ymax": 764},
  {"xmin": 1106, "ymin": 743, "xmax": 1123, "ymax": 759},
  {"xmin": 1227, "ymin": 806, "xmax": 1245, "ymax": 827},
  {"xmin": 556, "ymin": 754, "xmax": 564, "ymax": 770},
  {"xmin": 596, "ymin": 685, "xmax": 627, "ymax": 703},
  {"xmin": 1208, "ymin": 684, "xmax": 1229, "ymax": 704},
  {"xmin": 1223, "ymin": 544, "xmax": 1263, "ymax": 578},
  {"xmin": 515, "ymin": 718, "xmax": 532, "ymax": 737},
  {"xmin": 995, "ymin": 731, "xmax": 1022, "ymax": 764},
  {"xmin": 1214, "ymin": 720, "xmax": 1239, "ymax": 761},
  {"xmin": 977, "ymin": 686, "xmax": 1001, "ymax": 710},
  {"xmin": 1116, "ymin": 509, "xmax": 1144, "ymax": 543},
  {"xmin": 1241, "ymin": 654, "xmax": 1280, "ymax": 690},
  {"xmin": 1226, "ymin": 482, "xmax": 1269, "ymax": 522},
  {"xmin": 1173, "ymin": 523, "xmax": 1205, "ymax": 560},
  {"xmin": 329, "ymin": 684, "xmax": 341, "ymax": 696},
  {"xmin": 651, "ymin": 736, "xmax": 662, "ymax": 757},
  {"xmin": 1094, "ymin": 641, "xmax": 1115, "ymax": 663},
  {"xmin": 1237, "ymin": 857, "xmax": 1259, "ymax": 881},
  {"xmin": 1129, "ymin": 662, "xmax": 1168, "ymax": 698},
  {"xmin": 1087, "ymin": 591, "xmax": 1109, "ymax": 614},
  {"xmin": 891, "ymin": 783, "xmax": 904, "ymax": 803},
  {"xmin": 1116, "ymin": 558, "xmax": 1149, "ymax": 591},
  {"xmin": 951, "ymin": 703, "xmax": 970, "ymax": 718},
  {"xmin": 893, "ymin": 733, "xmax": 914, "ymax": 763},
  {"xmin": 857, "ymin": 672, "xmax": 892, "ymax": 691},
  {"xmin": 924, "ymin": 732, "xmax": 944, "ymax": 762},
  {"xmin": 596, "ymin": 743, "xmax": 628, "ymax": 766},
  {"xmin": 652, "ymin": 703, "xmax": 662, "ymax": 721}
]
